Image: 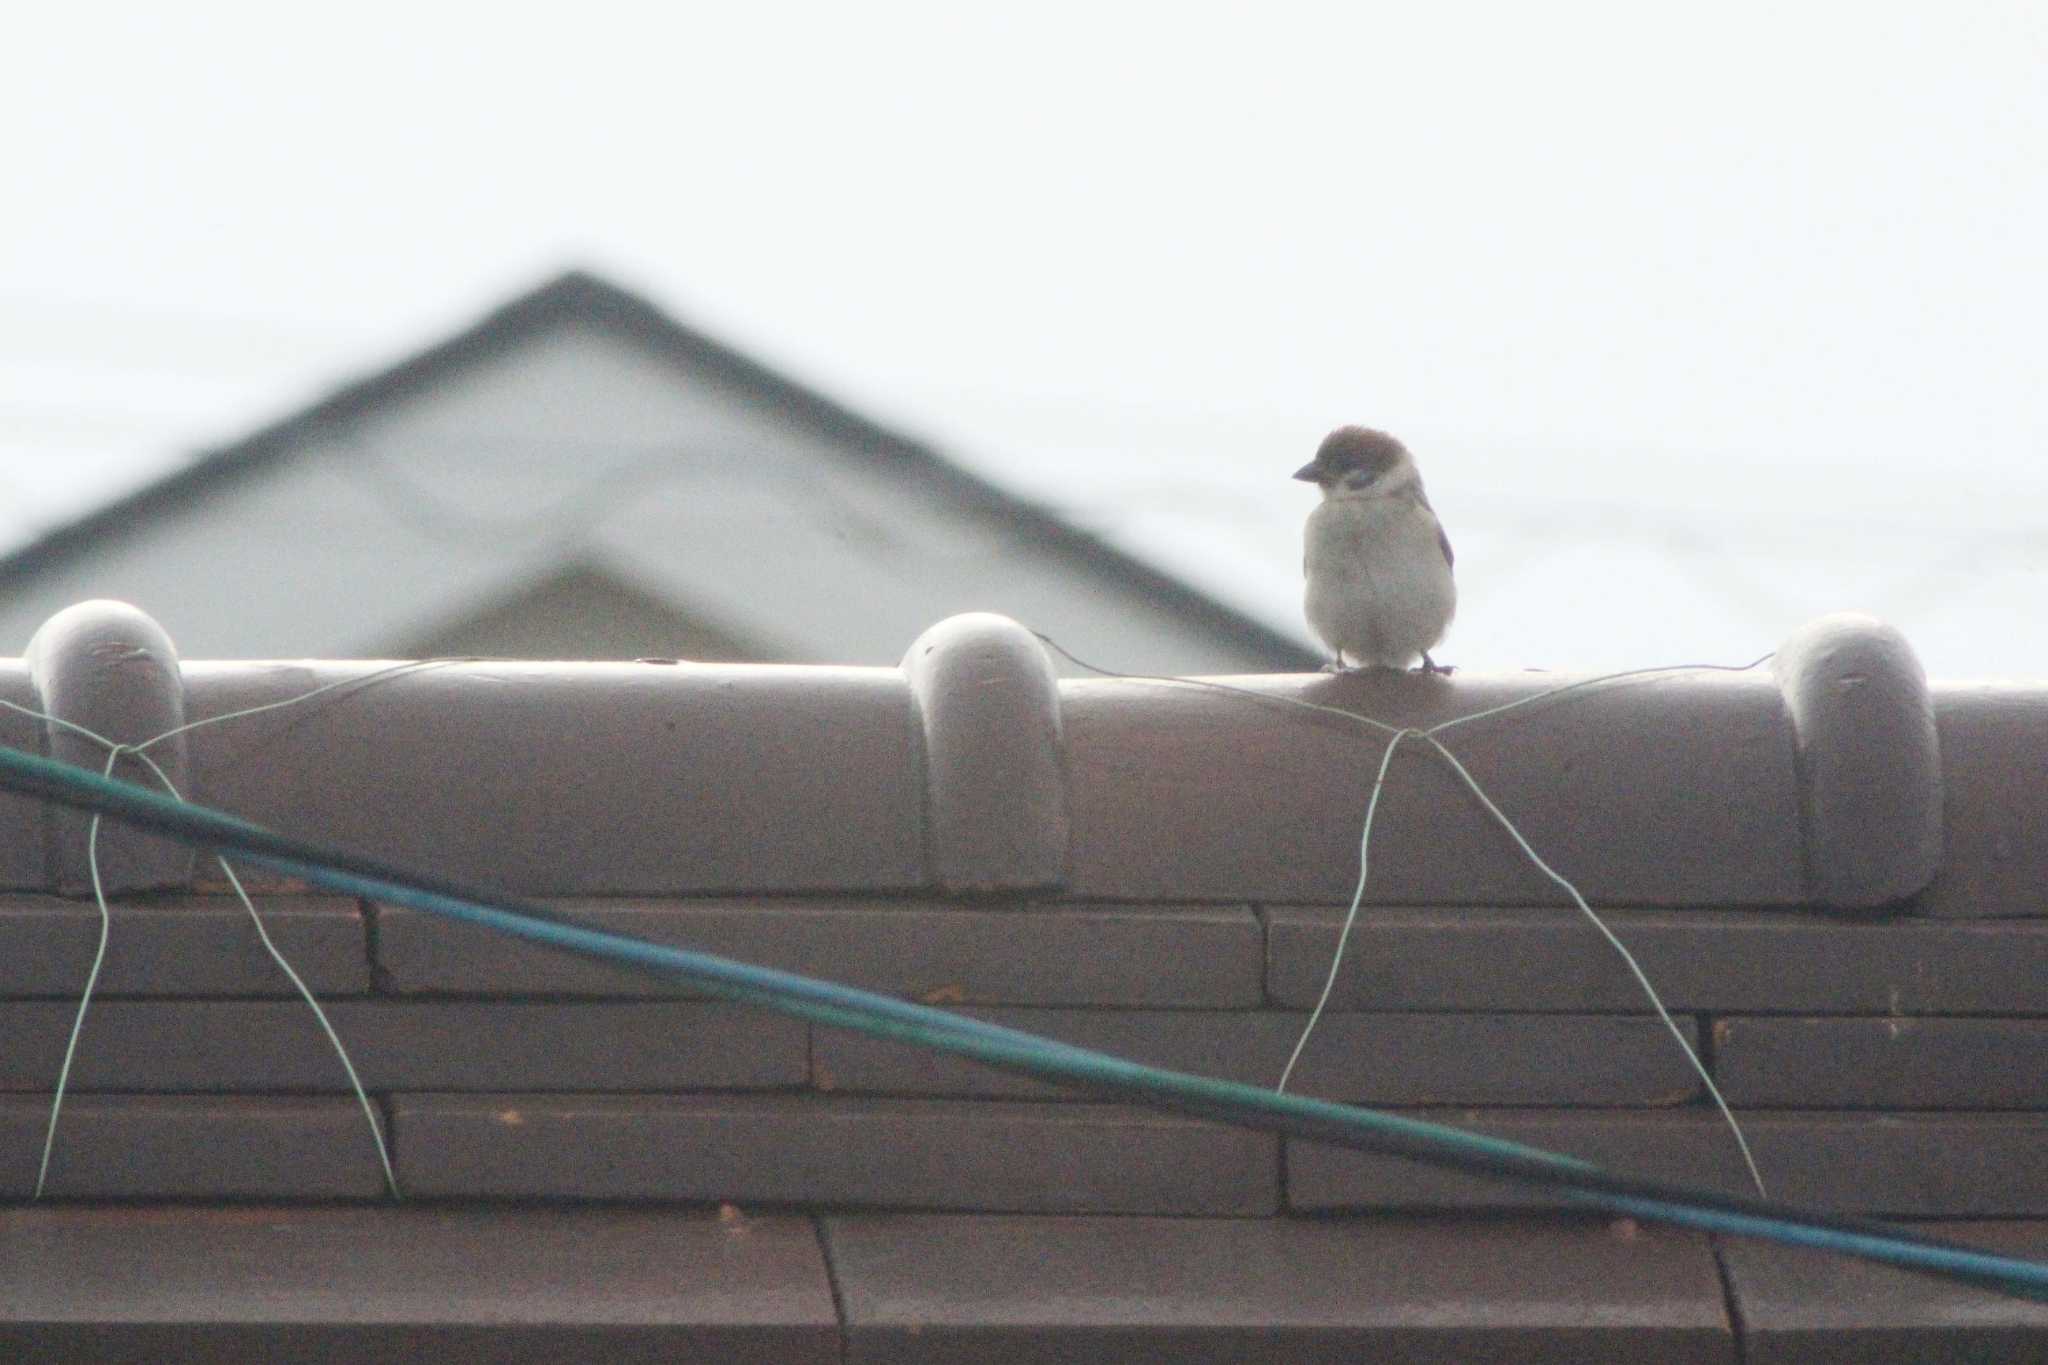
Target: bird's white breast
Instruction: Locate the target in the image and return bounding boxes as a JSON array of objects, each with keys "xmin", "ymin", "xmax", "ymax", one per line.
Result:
[{"xmin": 1303, "ymin": 495, "xmax": 1456, "ymax": 668}]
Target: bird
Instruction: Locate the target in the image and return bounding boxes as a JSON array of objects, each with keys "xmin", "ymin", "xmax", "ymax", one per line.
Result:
[{"xmin": 1294, "ymin": 426, "xmax": 1457, "ymax": 673}]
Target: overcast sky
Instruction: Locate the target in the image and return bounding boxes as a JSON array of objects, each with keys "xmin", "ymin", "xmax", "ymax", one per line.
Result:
[{"xmin": 3, "ymin": 3, "xmax": 2043, "ymax": 676}]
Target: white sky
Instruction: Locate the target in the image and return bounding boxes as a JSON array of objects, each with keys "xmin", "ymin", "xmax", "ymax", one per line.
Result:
[{"xmin": 2, "ymin": 3, "xmax": 2044, "ymax": 676}]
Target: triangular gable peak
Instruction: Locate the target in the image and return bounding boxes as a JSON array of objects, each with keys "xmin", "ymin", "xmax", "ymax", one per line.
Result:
[{"xmin": 0, "ymin": 272, "xmax": 1319, "ymax": 671}]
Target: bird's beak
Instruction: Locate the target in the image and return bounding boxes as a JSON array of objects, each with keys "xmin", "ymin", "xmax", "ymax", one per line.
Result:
[{"xmin": 1291, "ymin": 462, "xmax": 1321, "ymax": 483}]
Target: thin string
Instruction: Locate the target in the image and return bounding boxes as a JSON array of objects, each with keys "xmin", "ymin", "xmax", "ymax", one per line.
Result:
[
  {"xmin": 1426, "ymin": 653, "xmax": 1776, "ymax": 736},
  {"xmin": 125, "ymin": 658, "xmax": 477, "ymax": 751},
  {"xmin": 1276, "ymin": 728, "xmax": 1407, "ymax": 1092},
  {"xmin": 32, "ymin": 745, "xmax": 117, "ymax": 1199},
  {"xmin": 119, "ymin": 743, "xmax": 400, "ymax": 1201},
  {"xmin": 1419, "ymin": 730, "xmax": 1766, "ymax": 1198},
  {"xmin": 1034, "ymin": 633, "xmax": 1771, "ymax": 1197},
  {"xmin": 0, "ymin": 672, "xmax": 455, "ymax": 1201}
]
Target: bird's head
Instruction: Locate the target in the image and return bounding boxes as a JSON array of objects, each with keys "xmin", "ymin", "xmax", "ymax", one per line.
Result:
[{"xmin": 1292, "ymin": 426, "xmax": 1417, "ymax": 498}]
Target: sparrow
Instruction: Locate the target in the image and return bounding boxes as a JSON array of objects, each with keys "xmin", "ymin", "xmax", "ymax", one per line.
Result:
[{"xmin": 1294, "ymin": 426, "xmax": 1457, "ymax": 673}]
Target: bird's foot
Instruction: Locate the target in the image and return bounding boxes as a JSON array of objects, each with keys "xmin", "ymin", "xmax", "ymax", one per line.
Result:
[
  {"xmin": 1416, "ymin": 653, "xmax": 1455, "ymax": 676},
  {"xmin": 1319, "ymin": 659, "xmax": 1347, "ymax": 674}
]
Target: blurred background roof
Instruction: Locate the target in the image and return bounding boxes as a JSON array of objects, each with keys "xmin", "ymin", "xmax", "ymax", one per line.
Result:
[
  {"xmin": 2, "ymin": 3, "xmax": 2043, "ymax": 674},
  {"xmin": 0, "ymin": 272, "xmax": 1313, "ymax": 670}
]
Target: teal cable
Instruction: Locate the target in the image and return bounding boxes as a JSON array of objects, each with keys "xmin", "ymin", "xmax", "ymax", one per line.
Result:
[{"xmin": 1, "ymin": 742, "xmax": 2044, "ymax": 1302}]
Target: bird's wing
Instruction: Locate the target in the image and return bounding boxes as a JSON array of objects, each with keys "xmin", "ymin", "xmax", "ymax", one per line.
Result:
[{"xmin": 1405, "ymin": 487, "xmax": 1456, "ymax": 570}]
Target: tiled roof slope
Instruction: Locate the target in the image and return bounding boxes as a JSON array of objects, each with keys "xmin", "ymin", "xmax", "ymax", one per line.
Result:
[{"xmin": 0, "ymin": 598, "xmax": 2043, "ymax": 1360}]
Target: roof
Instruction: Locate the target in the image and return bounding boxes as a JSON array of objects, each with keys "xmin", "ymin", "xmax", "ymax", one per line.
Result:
[
  {"xmin": 0, "ymin": 599, "xmax": 2043, "ymax": 1358},
  {"xmin": 0, "ymin": 270, "xmax": 1321, "ymax": 670}
]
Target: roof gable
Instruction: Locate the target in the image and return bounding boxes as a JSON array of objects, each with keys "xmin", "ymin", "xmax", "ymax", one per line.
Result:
[{"xmin": 0, "ymin": 272, "xmax": 1320, "ymax": 670}]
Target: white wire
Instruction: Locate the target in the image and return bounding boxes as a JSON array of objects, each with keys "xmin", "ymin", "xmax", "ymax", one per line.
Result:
[
  {"xmin": 1275, "ymin": 729, "xmax": 1408, "ymax": 1092},
  {"xmin": 0, "ymin": 691, "xmax": 404, "ymax": 1200},
  {"xmin": 123, "ymin": 743, "xmax": 400, "ymax": 1201},
  {"xmin": 1419, "ymin": 731, "xmax": 1767, "ymax": 1198},
  {"xmin": 1031, "ymin": 636, "xmax": 1772, "ymax": 1199},
  {"xmin": 32, "ymin": 747, "xmax": 116, "ymax": 1199},
  {"xmin": 124, "ymin": 658, "xmax": 473, "ymax": 751}
]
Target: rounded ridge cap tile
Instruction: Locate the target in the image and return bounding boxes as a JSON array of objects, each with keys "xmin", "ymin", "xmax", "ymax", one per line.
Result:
[
  {"xmin": 1773, "ymin": 613, "xmax": 1942, "ymax": 909},
  {"xmin": 902, "ymin": 613, "xmax": 1068, "ymax": 895},
  {"xmin": 25, "ymin": 599, "xmax": 194, "ymax": 895}
]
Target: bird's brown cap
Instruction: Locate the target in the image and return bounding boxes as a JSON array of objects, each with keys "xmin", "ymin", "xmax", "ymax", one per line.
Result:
[{"xmin": 1293, "ymin": 426, "xmax": 1409, "ymax": 483}]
